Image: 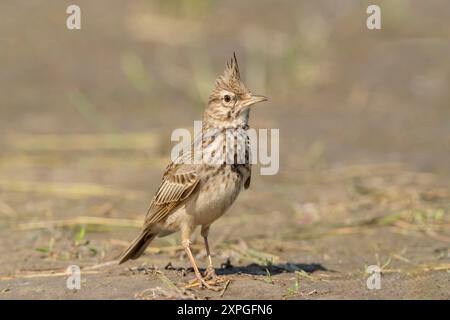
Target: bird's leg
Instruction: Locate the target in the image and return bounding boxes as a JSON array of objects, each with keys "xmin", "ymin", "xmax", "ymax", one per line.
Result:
[
  {"xmin": 183, "ymin": 239, "xmax": 220, "ymax": 291},
  {"xmin": 203, "ymin": 237, "xmax": 217, "ymax": 280},
  {"xmin": 181, "ymin": 224, "xmax": 220, "ymax": 291},
  {"xmin": 201, "ymin": 226, "xmax": 217, "ymax": 280}
]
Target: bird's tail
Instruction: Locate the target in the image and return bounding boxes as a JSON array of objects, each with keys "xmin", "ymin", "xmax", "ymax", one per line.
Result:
[{"xmin": 118, "ymin": 230, "xmax": 156, "ymax": 264}]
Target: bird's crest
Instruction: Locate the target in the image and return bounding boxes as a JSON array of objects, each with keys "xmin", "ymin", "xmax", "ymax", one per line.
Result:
[
  {"xmin": 223, "ymin": 52, "xmax": 241, "ymax": 83},
  {"xmin": 212, "ymin": 52, "xmax": 248, "ymax": 96}
]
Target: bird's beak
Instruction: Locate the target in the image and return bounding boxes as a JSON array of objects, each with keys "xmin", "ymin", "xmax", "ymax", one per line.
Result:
[{"xmin": 242, "ymin": 94, "xmax": 268, "ymax": 108}]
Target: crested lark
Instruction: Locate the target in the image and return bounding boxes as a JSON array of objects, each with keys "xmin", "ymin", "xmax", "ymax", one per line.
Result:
[{"xmin": 118, "ymin": 53, "xmax": 267, "ymax": 290}]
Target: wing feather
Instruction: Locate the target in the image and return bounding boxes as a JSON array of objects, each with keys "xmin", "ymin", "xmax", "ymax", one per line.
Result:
[{"xmin": 144, "ymin": 163, "xmax": 199, "ymax": 226}]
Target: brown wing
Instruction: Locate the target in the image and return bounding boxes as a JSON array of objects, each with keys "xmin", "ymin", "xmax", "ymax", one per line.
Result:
[{"xmin": 144, "ymin": 162, "xmax": 199, "ymax": 226}]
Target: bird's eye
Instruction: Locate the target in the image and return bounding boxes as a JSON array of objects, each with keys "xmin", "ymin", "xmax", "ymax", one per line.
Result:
[{"xmin": 224, "ymin": 95, "xmax": 231, "ymax": 103}]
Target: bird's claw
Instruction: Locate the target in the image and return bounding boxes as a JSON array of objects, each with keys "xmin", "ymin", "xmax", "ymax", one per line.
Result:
[
  {"xmin": 203, "ymin": 266, "xmax": 217, "ymax": 281},
  {"xmin": 186, "ymin": 276, "xmax": 223, "ymax": 291}
]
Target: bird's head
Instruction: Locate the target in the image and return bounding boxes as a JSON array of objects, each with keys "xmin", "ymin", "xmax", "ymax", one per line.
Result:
[{"xmin": 204, "ymin": 53, "xmax": 267, "ymax": 127}]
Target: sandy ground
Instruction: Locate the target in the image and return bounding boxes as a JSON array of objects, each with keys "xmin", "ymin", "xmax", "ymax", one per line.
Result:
[{"xmin": 0, "ymin": 1, "xmax": 449, "ymax": 299}]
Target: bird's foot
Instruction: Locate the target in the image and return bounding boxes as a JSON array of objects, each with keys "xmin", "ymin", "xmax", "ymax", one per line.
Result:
[
  {"xmin": 186, "ymin": 275, "xmax": 225, "ymax": 291},
  {"xmin": 203, "ymin": 266, "xmax": 218, "ymax": 281}
]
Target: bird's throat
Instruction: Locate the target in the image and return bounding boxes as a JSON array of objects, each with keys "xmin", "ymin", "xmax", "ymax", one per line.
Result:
[{"xmin": 203, "ymin": 108, "xmax": 250, "ymax": 130}]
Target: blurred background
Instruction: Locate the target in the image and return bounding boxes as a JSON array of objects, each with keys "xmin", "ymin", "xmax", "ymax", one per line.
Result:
[{"xmin": 0, "ymin": 1, "xmax": 449, "ymax": 299}]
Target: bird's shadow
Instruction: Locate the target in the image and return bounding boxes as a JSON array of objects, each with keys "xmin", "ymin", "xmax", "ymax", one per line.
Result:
[
  {"xmin": 162, "ymin": 260, "xmax": 328, "ymax": 277},
  {"xmin": 215, "ymin": 260, "xmax": 328, "ymax": 276}
]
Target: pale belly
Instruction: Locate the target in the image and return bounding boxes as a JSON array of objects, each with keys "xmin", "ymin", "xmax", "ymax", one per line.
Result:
[
  {"xmin": 187, "ymin": 168, "xmax": 243, "ymax": 225},
  {"xmin": 159, "ymin": 166, "xmax": 245, "ymax": 234}
]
